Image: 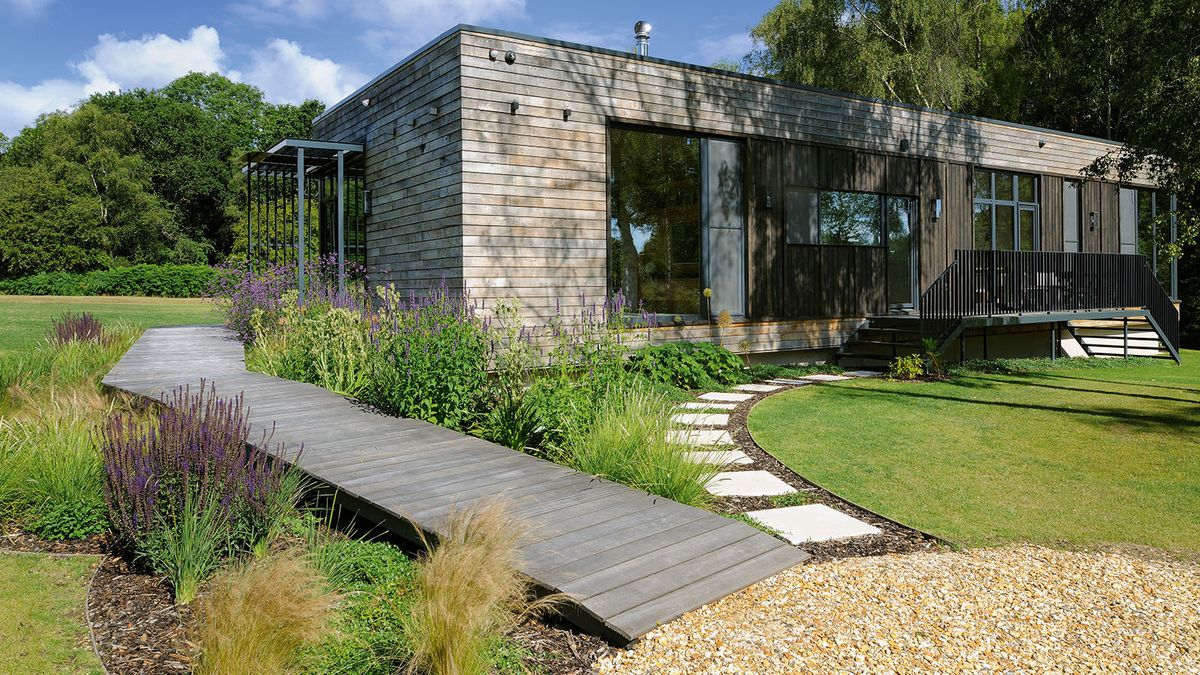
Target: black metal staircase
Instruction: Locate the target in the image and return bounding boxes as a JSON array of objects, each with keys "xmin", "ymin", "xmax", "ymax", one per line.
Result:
[{"xmin": 918, "ymin": 250, "xmax": 1180, "ymax": 364}]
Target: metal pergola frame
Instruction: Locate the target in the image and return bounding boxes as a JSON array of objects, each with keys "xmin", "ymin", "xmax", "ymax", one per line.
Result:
[{"xmin": 241, "ymin": 138, "xmax": 365, "ymax": 296}]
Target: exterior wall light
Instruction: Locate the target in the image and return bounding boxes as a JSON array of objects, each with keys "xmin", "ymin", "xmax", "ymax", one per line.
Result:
[
  {"xmin": 899, "ymin": 138, "xmax": 910, "ymax": 152},
  {"xmin": 510, "ymin": 100, "xmax": 520, "ymax": 115},
  {"xmin": 1038, "ymin": 139, "xmax": 1047, "ymax": 148},
  {"xmin": 361, "ymin": 97, "xmax": 371, "ymax": 108},
  {"xmin": 505, "ymin": 50, "xmax": 517, "ymax": 64},
  {"xmin": 562, "ymin": 108, "xmax": 572, "ymax": 121}
]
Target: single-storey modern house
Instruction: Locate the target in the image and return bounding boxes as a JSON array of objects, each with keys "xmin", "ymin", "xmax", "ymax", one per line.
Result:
[{"xmin": 242, "ymin": 24, "xmax": 1181, "ymax": 364}]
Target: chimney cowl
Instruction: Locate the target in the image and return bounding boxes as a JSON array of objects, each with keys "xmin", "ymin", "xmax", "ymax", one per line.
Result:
[{"xmin": 634, "ymin": 21, "xmax": 652, "ymax": 57}]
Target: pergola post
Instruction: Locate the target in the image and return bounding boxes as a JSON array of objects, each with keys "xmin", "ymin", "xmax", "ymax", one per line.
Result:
[
  {"xmin": 245, "ymin": 160, "xmax": 252, "ymax": 269},
  {"xmin": 297, "ymin": 147, "xmax": 306, "ymax": 299},
  {"xmin": 337, "ymin": 149, "xmax": 345, "ymax": 296}
]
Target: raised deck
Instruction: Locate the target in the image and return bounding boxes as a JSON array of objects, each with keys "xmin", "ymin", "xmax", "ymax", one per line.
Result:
[{"xmin": 103, "ymin": 326, "xmax": 808, "ymax": 644}]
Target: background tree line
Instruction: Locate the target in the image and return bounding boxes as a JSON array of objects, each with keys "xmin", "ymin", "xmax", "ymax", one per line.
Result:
[{"xmin": 0, "ymin": 73, "xmax": 322, "ymax": 278}]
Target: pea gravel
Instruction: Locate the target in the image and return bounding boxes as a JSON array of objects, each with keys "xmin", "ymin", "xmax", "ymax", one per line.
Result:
[{"xmin": 596, "ymin": 545, "xmax": 1200, "ymax": 673}]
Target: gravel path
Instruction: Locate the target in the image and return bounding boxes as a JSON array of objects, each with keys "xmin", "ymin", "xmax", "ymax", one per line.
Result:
[{"xmin": 596, "ymin": 545, "xmax": 1200, "ymax": 673}]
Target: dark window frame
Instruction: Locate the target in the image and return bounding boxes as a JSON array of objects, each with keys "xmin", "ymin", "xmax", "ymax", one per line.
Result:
[
  {"xmin": 973, "ymin": 169, "xmax": 1040, "ymax": 251},
  {"xmin": 605, "ymin": 123, "xmax": 748, "ymax": 320}
]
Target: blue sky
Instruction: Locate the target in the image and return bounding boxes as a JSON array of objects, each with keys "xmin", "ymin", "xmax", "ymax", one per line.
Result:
[{"xmin": 0, "ymin": 0, "xmax": 773, "ymax": 136}]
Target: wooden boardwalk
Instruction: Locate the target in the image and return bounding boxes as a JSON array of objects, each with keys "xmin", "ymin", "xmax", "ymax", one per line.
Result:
[{"xmin": 103, "ymin": 326, "xmax": 808, "ymax": 643}]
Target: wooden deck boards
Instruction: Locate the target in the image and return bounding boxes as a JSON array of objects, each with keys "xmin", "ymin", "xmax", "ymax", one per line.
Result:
[{"xmin": 103, "ymin": 326, "xmax": 808, "ymax": 643}]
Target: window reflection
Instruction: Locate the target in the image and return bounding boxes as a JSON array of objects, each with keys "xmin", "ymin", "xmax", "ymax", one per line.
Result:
[{"xmin": 608, "ymin": 128, "xmax": 702, "ymax": 316}]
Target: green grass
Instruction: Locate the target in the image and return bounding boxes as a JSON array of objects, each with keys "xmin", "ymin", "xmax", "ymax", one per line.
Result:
[
  {"xmin": 0, "ymin": 551, "xmax": 103, "ymax": 674},
  {"xmin": 748, "ymin": 352, "xmax": 1200, "ymax": 557},
  {"xmin": 0, "ymin": 295, "xmax": 219, "ymax": 355}
]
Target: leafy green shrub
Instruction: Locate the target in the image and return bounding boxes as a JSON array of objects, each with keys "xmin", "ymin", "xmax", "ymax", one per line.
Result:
[
  {"xmin": 31, "ymin": 499, "xmax": 108, "ymax": 540},
  {"xmin": 628, "ymin": 341, "xmax": 746, "ymax": 390},
  {"xmin": 364, "ymin": 284, "xmax": 489, "ymax": 431},
  {"xmin": 558, "ymin": 384, "xmax": 718, "ymax": 508},
  {"xmin": 949, "ymin": 355, "xmax": 1165, "ymax": 375},
  {"xmin": 0, "ymin": 264, "xmax": 215, "ymax": 297},
  {"xmin": 889, "ymin": 354, "xmax": 925, "ymax": 380},
  {"xmin": 246, "ymin": 293, "xmax": 371, "ymax": 398},
  {"xmin": 746, "ymin": 362, "xmax": 845, "ymax": 381}
]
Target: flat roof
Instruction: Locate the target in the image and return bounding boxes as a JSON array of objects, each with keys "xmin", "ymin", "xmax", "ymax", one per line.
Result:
[
  {"xmin": 315, "ymin": 24, "xmax": 1127, "ymax": 150},
  {"xmin": 239, "ymin": 138, "xmax": 364, "ymax": 174}
]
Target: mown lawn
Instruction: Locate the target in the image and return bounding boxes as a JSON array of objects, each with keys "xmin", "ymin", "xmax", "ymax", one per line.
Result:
[
  {"xmin": 0, "ymin": 552, "xmax": 103, "ymax": 674},
  {"xmin": 748, "ymin": 353, "xmax": 1200, "ymax": 557},
  {"xmin": 0, "ymin": 295, "xmax": 220, "ymax": 354}
]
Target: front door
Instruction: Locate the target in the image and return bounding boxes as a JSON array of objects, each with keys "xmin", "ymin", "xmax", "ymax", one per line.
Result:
[{"xmin": 886, "ymin": 196, "xmax": 915, "ymax": 308}]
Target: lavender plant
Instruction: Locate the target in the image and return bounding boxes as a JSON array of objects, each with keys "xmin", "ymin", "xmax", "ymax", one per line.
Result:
[
  {"xmin": 102, "ymin": 382, "xmax": 300, "ymax": 602},
  {"xmin": 48, "ymin": 312, "xmax": 105, "ymax": 346}
]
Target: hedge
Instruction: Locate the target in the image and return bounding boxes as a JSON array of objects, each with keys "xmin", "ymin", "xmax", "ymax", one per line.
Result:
[{"xmin": 0, "ymin": 264, "xmax": 216, "ymax": 298}]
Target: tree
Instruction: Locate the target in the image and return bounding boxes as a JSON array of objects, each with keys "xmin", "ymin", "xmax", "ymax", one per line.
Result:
[
  {"xmin": 745, "ymin": 0, "xmax": 1026, "ymax": 116},
  {"xmin": 0, "ymin": 104, "xmax": 198, "ymax": 277},
  {"xmin": 0, "ymin": 132, "xmax": 9, "ymax": 160},
  {"xmin": 1015, "ymin": 0, "xmax": 1200, "ymax": 346}
]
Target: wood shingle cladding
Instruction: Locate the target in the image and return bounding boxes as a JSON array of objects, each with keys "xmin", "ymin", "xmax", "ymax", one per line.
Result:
[{"xmin": 314, "ymin": 25, "xmax": 1151, "ymax": 354}]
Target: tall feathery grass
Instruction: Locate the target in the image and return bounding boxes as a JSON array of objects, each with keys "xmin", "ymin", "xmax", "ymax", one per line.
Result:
[
  {"xmin": 402, "ymin": 501, "xmax": 557, "ymax": 675},
  {"xmin": 559, "ymin": 385, "xmax": 718, "ymax": 508},
  {"xmin": 0, "ymin": 314, "xmax": 140, "ymax": 539},
  {"xmin": 195, "ymin": 551, "xmax": 338, "ymax": 675}
]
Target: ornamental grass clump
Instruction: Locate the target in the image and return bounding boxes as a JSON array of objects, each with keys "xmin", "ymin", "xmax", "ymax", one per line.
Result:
[
  {"xmin": 195, "ymin": 551, "xmax": 338, "ymax": 675},
  {"xmin": 102, "ymin": 382, "xmax": 301, "ymax": 603},
  {"xmin": 402, "ymin": 501, "xmax": 558, "ymax": 675},
  {"xmin": 559, "ymin": 384, "xmax": 717, "ymax": 508}
]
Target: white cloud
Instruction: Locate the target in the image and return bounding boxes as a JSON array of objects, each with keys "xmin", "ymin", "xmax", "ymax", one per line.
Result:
[
  {"xmin": 695, "ymin": 32, "xmax": 753, "ymax": 66},
  {"xmin": 244, "ymin": 39, "xmax": 367, "ymax": 104},
  {"xmin": 0, "ymin": 25, "xmax": 369, "ymax": 136},
  {"xmin": 75, "ymin": 26, "xmax": 226, "ymax": 91},
  {"xmin": 0, "ymin": 26, "xmax": 227, "ymax": 136}
]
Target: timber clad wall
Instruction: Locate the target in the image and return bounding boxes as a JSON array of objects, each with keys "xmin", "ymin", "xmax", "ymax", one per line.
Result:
[
  {"xmin": 313, "ymin": 34, "xmax": 465, "ymax": 294},
  {"xmin": 314, "ymin": 25, "xmax": 1147, "ymax": 354}
]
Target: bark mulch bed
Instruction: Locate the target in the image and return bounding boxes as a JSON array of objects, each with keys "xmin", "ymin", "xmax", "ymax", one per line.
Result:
[
  {"xmin": 707, "ymin": 381, "xmax": 945, "ymax": 563},
  {"xmin": 3, "ymin": 527, "xmax": 608, "ymax": 674}
]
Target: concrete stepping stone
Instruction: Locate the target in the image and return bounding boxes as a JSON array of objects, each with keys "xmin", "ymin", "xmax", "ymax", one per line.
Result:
[
  {"xmin": 798, "ymin": 374, "xmax": 852, "ymax": 382},
  {"xmin": 705, "ymin": 471, "xmax": 797, "ymax": 497},
  {"xmin": 743, "ymin": 504, "xmax": 882, "ymax": 544},
  {"xmin": 668, "ymin": 429, "xmax": 734, "ymax": 446},
  {"xmin": 684, "ymin": 449, "xmax": 753, "ymax": 466},
  {"xmin": 735, "ymin": 383, "xmax": 781, "ymax": 393},
  {"xmin": 699, "ymin": 392, "xmax": 754, "ymax": 402},
  {"xmin": 678, "ymin": 401, "xmax": 738, "ymax": 411},
  {"xmin": 672, "ymin": 412, "xmax": 730, "ymax": 426},
  {"xmin": 844, "ymin": 370, "xmax": 883, "ymax": 378},
  {"xmin": 766, "ymin": 378, "xmax": 814, "ymax": 386}
]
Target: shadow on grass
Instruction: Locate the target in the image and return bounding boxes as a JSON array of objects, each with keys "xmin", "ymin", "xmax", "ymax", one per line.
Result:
[
  {"xmin": 991, "ymin": 372, "xmax": 1200, "ymax": 405},
  {"xmin": 828, "ymin": 385, "xmax": 1200, "ymax": 437}
]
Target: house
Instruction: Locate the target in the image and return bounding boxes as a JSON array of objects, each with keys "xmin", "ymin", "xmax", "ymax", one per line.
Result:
[{"xmin": 242, "ymin": 24, "xmax": 1181, "ymax": 364}]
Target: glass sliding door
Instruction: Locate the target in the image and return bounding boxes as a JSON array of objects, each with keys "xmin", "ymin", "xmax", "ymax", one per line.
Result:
[{"xmin": 886, "ymin": 197, "xmax": 914, "ymax": 308}]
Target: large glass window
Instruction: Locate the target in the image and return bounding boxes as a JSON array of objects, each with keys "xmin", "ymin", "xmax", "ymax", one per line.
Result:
[
  {"xmin": 973, "ymin": 169, "xmax": 1040, "ymax": 251},
  {"xmin": 1137, "ymin": 189, "xmax": 1177, "ymax": 292},
  {"xmin": 608, "ymin": 127, "xmax": 745, "ymax": 318}
]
